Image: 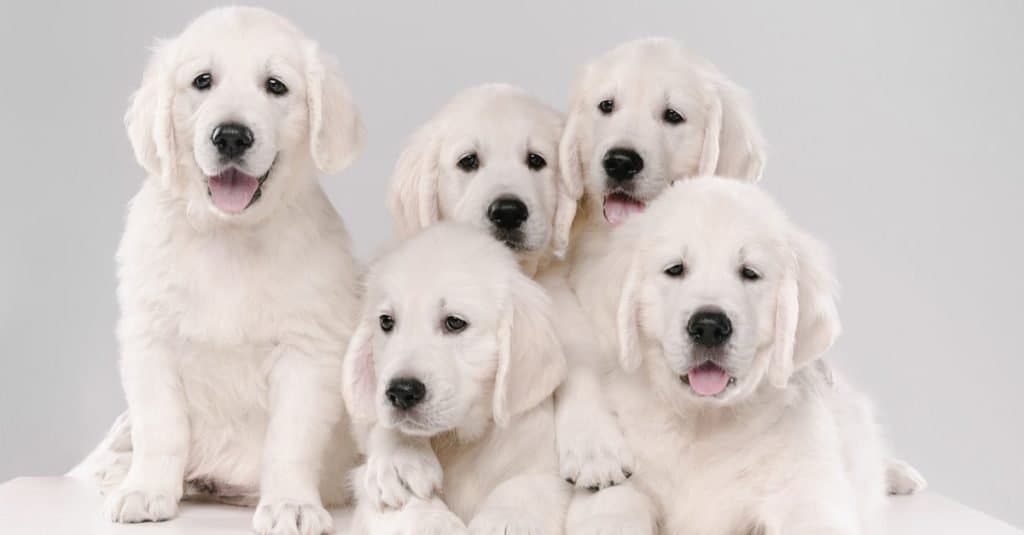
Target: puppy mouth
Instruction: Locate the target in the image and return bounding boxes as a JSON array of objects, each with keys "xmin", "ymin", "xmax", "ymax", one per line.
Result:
[
  {"xmin": 603, "ymin": 191, "xmax": 646, "ymax": 225},
  {"xmin": 491, "ymin": 229, "xmax": 529, "ymax": 251},
  {"xmin": 206, "ymin": 160, "xmax": 274, "ymax": 214},
  {"xmin": 681, "ymin": 361, "xmax": 736, "ymax": 397}
]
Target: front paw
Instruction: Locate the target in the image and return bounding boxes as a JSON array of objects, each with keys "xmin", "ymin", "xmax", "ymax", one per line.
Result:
[
  {"xmin": 559, "ymin": 425, "xmax": 634, "ymax": 491},
  {"xmin": 364, "ymin": 448, "xmax": 443, "ymax": 510},
  {"xmin": 104, "ymin": 486, "xmax": 179, "ymax": 523},
  {"xmin": 887, "ymin": 459, "xmax": 927, "ymax": 495},
  {"xmin": 469, "ymin": 509, "xmax": 544, "ymax": 535},
  {"xmin": 253, "ymin": 501, "xmax": 333, "ymax": 535}
]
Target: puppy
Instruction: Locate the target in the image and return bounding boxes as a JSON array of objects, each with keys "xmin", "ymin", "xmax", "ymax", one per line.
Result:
[
  {"xmin": 567, "ymin": 178, "xmax": 890, "ymax": 535},
  {"xmin": 81, "ymin": 8, "xmax": 364, "ymax": 534},
  {"xmin": 342, "ymin": 223, "xmax": 570, "ymax": 534}
]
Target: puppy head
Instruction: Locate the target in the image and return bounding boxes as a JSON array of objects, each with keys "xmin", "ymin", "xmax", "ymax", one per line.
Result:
[
  {"xmin": 609, "ymin": 178, "xmax": 838, "ymax": 409},
  {"xmin": 388, "ymin": 84, "xmax": 574, "ymax": 265},
  {"xmin": 125, "ymin": 7, "xmax": 364, "ymax": 223},
  {"xmin": 560, "ymin": 38, "xmax": 765, "ymax": 230},
  {"xmin": 342, "ymin": 223, "xmax": 566, "ymax": 438}
]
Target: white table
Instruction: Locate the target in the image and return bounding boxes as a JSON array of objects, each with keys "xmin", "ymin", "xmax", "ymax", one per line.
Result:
[{"xmin": 0, "ymin": 477, "xmax": 1019, "ymax": 534}]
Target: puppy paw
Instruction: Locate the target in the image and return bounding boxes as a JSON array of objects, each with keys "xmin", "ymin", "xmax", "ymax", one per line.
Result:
[
  {"xmin": 559, "ymin": 422, "xmax": 634, "ymax": 491},
  {"xmin": 252, "ymin": 501, "xmax": 333, "ymax": 535},
  {"xmin": 364, "ymin": 447, "xmax": 443, "ymax": 509},
  {"xmin": 469, "ymin": 509, "xmax": 544, "ymax": 535},
  {"xmin": 104, "ymin": 486, "xmax": 178, "ymax": 523},
  {"xmin": 887, "ymin": 459, "xmax": 927, "ymax": 495}
]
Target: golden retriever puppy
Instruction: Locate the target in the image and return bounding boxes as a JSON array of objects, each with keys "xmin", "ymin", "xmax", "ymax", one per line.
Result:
[{"xmin": 342, "ymin": 223, "xmax": 569, "ymax": 534}]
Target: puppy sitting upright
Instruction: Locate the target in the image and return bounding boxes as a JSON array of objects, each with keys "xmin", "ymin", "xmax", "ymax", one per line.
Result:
[
  {"xmin": 343, "ymin": 223, "xmax": 569, "ymax": 535},
  {"xmin": 101, "ymin": 8, "xmax": 364, "ymax": 534}
]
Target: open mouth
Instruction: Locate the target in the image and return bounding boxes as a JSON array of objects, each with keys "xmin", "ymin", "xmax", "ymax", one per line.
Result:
[
  {"xmin": 206, "ymin": 163, "xmax": 272, "ymax": 214},
  {"xmin": 603, "ymin": 191, "xmax": 646, "ymax": 225},
  {"xmin": 492, "ymin": 229, "xmax": 527, "ymax": 251},
  {"xmin": 681, "ymin": 361, "xmax": 736, "ymax": 397}
]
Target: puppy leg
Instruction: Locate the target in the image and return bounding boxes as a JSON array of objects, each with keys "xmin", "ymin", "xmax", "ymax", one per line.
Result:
[
  {"xmin": 68, "ymin": 410, "xmax": 133, "ymax": 492},
  {"xmin": 566, "ymin": 483, "xmax": 656, "ymax": 535},
  {"xmin": 468, "ymin": 474, "xmax": 569, "ymax": 535},
  {"xmin": 252, "ymin": 351, "xmax": 342, "ymax": 535},
  {"xmin": 362, "ymin": 424, "xmax": 443, "ymax": 510},
  {"xmin": 556, "ymin": 365, "xmax": 633, "ymax": 490},
  {"xmin": 105, "ymin": 344, "xmax": 188, "ymax": 523},
  {"xmin": 886, "ymin": 458, "xmax": 927, "ymax": 495}
]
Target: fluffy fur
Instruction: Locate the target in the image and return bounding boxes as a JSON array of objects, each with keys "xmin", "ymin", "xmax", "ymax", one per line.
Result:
[
  {"xmin": 71, "ymin": 7, "xmax": 364, "ymax": 534},
  {"xmin": 342, "ymin": 224, "xmax": 570, "ymax": 534},
  {"xmin": 566, "ymin": 178, "xmax": 889, "ymax": 535}
]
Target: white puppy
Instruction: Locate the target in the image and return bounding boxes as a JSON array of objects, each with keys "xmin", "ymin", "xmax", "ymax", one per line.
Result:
[
  {"xmin": 566, "ymin": 178, "xmax": 890, "ymax": 535},
  {"xmin": 81, "ymin": 8, "xmax": 364, "ymax": 534},
  {"xmin": 343, "ymin": 223, "xmax": 570, "ymax": 534}
]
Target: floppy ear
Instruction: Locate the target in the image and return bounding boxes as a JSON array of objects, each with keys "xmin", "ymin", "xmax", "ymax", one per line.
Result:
[
  {"xmin": 492, "ymin": 274, "xmax": 567, "ymax": 426},
  {"xmin": 768, "ymin": 230, "xmax": 842, "ymax": 387},
  {"xmin": 342, "ymin": 318, "xmax": 378, "ymax": 424},
  {"xmin": 615, "ymin": 255, "xmax": 644, "ymax": 372},
  {"xmin": 388, "ymin": 123, "xmax": 441, "ymax": 236},
  {"xmin": 696, "ymin": 66, "xmax": 766, "ymax": 182},
  {"xmin": 554, "ymin": 113, "xmax": 585, "ymax": 257},
  {"xmin": 304, "ymin": 43, "xmax": 365, "ymax": 174},
  {"xmin": 125, "ymin": 40, "xmax": 177, "ymax": 188}
]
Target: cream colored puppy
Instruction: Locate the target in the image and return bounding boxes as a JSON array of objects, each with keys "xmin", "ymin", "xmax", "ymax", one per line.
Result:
[
  {"xmin": 566, "ymin": 178, "xmax": 890, "ymax": 535},
  {"xmin": 77, "ymin": 7, "xmax": 364, "ymax": 534},
  {"xmin": 343, "ymin": 223, "xmax": 569, "ymax": 535}
]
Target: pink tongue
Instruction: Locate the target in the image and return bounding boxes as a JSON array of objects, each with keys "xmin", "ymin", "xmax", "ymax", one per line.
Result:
[
  {"xmin": 603, "ymin": 196, "xmax": 646, "ymax": 225},
  {"xmin": 687, "ymin": 363, "xmax": 730, "ymax": 396},
  {"xmin": 209, "ymin": 169, "xmax": 259, "ymax": 214}
]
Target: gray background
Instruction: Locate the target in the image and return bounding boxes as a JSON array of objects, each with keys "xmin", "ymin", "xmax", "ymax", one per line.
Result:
[{"xmin": 1, "ymin": 0, "xmax": 1021, "ymax": 526}]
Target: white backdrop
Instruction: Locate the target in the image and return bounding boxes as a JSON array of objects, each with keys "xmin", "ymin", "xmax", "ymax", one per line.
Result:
[{"xmin": 1, "ymin": 0, "xmax": 1021, "ymax": 527}]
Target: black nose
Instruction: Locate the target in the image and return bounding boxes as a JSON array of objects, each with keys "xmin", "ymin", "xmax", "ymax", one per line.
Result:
[
  {"xmin": 687, "ymin": 310, "xmax": 733, "ymax": 348},
  {"xmin": 211, "ymin": 122, "xmax": 254, "ymax": 159},
  {"xmin": 385, "ymin": 378, "xmax": 426, "ymax": 410},
  {"xmin": 603, "ymin": 148, "xmax": 644, "ymax": 182},
  {"xmin": 487, "ymin": 196, "xmax": 529, "ymax": 230}
]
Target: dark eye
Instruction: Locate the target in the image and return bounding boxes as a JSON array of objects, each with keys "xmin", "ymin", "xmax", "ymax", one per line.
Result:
[
  {"xmin": 663, "ymin": 108, "xmax": 686, "ymax": 125},
  {"xmin": 192, "ymin": 73, "xmax": 212, "ymax": 91},
  {"xmin": 457, "ymin": 153, "xmax": 479, "ymax": 172},
  {"xmin": 443, "ymin": 315, "xmax": 468, "ymax": 333},
  {"xmin": 526, "ymin": 152, "xmax": 547, "ymax": 171},
  {"xmin": 740, "ymin": 266, "xmax": 761, "ymax": 281},
  {"xmin": 379, "ymin": 314, "xmax": 395, "ymax": 333},
  {"xmin": 598, "ymin": 99, "xmax": 614, "ymax": 115},
  {"xmin": 664, "ymin": 263, "xmax": 686, "ymax": 278},
  {"xmin": 265, "ymin": 77, "xmax": 288, "ymax": 96}
]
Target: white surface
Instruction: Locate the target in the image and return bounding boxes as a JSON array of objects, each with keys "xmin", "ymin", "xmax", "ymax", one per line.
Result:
[{"xmin": 0, "ymin": 478, "xmax": 1019, "ymax": 535}]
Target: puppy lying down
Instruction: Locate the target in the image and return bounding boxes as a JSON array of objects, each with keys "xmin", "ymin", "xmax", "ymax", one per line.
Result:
[
  {"xmin": 342, "ymin": 223, "xmax": 570, "ymax": 534},
  {"xmin": 566, "ymin": 178, "xmax": 895, "ymax": 535}
]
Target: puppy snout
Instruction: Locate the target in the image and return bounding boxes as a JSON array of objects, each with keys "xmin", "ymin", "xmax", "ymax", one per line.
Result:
[
  {"xmin": 603, "ymin": 148, "xmax": 644, "ymax": 182},
  {"xmin": 687, "ymin": 309, "xmax": 733, "ymax": 348},
  {"xmin": 385, "ymin": 377, "xmax": 427, "ymax": 410},
  {"xmin": 487, "ymin": 196, "xmax": 529, "ymax": 230},
  {"xmin": 211, "ymin": 122, "xmax": 254, "ymax": 159}
]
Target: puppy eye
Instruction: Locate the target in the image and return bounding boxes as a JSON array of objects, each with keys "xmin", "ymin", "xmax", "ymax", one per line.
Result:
[
  {"xmin": 663, "ymin": 108, "xmax": 686, "ymax": 125},
  {"xmin": 457, "ymin": 153, "xmax": 479, "ymax": 172},
  {"xmin": 192, "ymin": 73, "xmax": 213, "ymax": 91},
  {"xmin": 443, "ymin": 315, "xmax": 468, "ymax": 334},
  {"xmin": 526, "ymin": 152, "xmax": 547, "ymax": 171},
  {"xmin": 740, "ymin": 266, "xmax": 761, "ymax": 281},
  {"xmin": 664, "ymin": 263, "xmax": 686, "ymax": 278},
  {"xmin": 379, "ymin": 314, "xmax": 395, "ymax": 333},
  {"xmin": 265, "ymin": 77, "xmax": 288, "ymax": 96},
  {"xmin": 598, "ymin": 99, "xmax": 615, "ymax": 115}
]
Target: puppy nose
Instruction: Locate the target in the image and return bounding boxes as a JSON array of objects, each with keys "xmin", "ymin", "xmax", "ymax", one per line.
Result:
[
  {"xmin": 603, "ymin": 148, "xmax": 644, "ymax": 182},
  {"xmin": 687, "ymin": 310, "xmax": 733, "ymax": 347},
  {"xmin": 487, "ymin": 196, "xmax": 529, "ymax": 230},
  {"xmin": 385, "ymin": 377, "xmax": 426, "ymax": 410},
  {"xmin": 211, "ymin": 122, "xmax": 254, "ymax": 159}
]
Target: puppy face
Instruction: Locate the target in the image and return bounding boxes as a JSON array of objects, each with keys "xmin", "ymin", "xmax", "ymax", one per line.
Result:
[
  {"xmin": 343, "ymin": 224, "xmax": 566, "ymax": 438},
  {"xmin": 561, "ymin": 38, "xmax": 765, "ymax": 229},
  {"xmin": 611, "ymin": 179, "xmax": 839, "ymax": 409},
  {"xmin": 126, "ymin": 7, "xmax": 363, "ymax": 223},
  {"xmin": 389, "ymin": 85, "xmax": 573, "ymax": 263}
]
